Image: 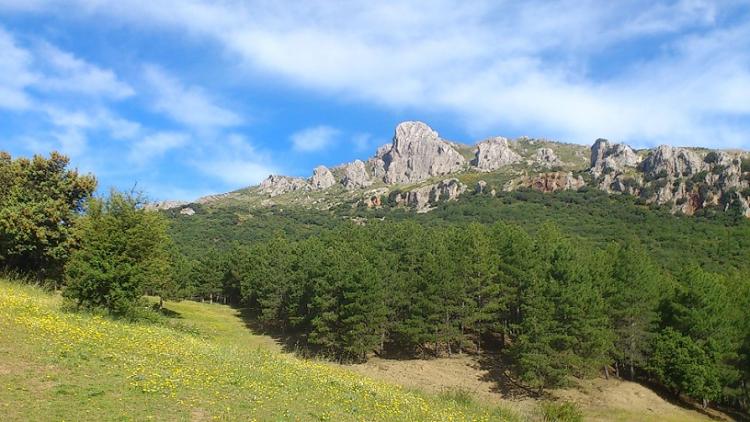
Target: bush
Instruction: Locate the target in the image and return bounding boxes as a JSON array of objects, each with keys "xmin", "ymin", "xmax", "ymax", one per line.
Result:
[
  {"xmin": 538, "ymin": 401, "xmax": 583, "ymax": 422},
  {"xmin": 63, "ymin": 191, "xmax": 173, "ymax": 315},
  {"xmin": 0, "ymin": 151, "xmax": 96, "ymax": 281}
]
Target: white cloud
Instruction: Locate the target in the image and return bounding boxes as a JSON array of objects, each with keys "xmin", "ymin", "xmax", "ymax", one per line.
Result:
[
  {"xmin": 143, "ymin": 65, "xmax": 241, "ymax": 129},
  {"xmin": 129, "ymin": 131, "xmax": 189, "ymax": 165},
  {"xmin": 0, "ymin": 27, "xmax": 36, "ymax": 110},
  {"xmin": 191, "ymin": 134, "xmax": 277, "ymax": 186},
  {"xmin": 36, "ymin": 43, "xmax": 135, "ymax": 99},
  {"xmin": 352, "ymin": 133, "xmax": 374, "ymax": 152},
  {"xmin": 290, "ymin": 125, "xmax": 339, "ymax": 152},
  {"xmin": 31, "ymin": 0, "xmax": 741, "ymax": 147}
]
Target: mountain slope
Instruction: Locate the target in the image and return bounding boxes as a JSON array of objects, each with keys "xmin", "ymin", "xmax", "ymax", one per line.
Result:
[
  {"xmin": 0, "ymin": 280, "xmax": 508, "ymax": 421},
  {"xmin": 156, "ymin": 121, "xmax": 750, "ymax": 219}
]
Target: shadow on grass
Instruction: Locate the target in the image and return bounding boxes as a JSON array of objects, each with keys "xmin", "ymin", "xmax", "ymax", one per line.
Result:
[
  {"xmin": 234, "ymin": 306, "xmax": 312, "ymax": 356},
  {"xmin": 476, "ymin": 351, "xmax": 550, "ymax": 400},
  {"xmin": 636, "ymin": 378, "xmax": 748, "ymax": 422}
]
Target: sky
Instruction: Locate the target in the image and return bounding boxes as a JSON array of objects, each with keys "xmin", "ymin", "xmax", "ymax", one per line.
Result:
[{"xmin": 0, "ymin": 0, "xmax": 749, "ymax": 201}]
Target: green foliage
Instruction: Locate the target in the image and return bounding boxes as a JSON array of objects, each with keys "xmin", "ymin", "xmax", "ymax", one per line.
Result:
[
  {"xmin": 606, "ymin": 240, "xmax": 663, "ymax": 379},
  {"xmin": 0, "ymin": 151, "xmax": 96, "ymax": 281},
  {"xmin": 648, "ymin": 328, "xmax": 720, "ymax": 403},
  {"xmin": 62, "ymin": 191, "xmax": 173, "ymax": 315},
  {"xmin": 538, "ymin": 401, "xmax": 583, "ymax": 422}
]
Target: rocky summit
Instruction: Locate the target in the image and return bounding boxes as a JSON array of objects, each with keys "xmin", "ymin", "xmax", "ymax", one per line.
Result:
[{"xmin": 162, "ymin": 120, "xmax": 750, "ymax": 217}]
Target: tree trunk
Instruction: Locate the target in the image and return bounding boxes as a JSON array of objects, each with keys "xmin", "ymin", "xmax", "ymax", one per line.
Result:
[
  {"xmin": 615, "ymin": 362, "xmax": 620, "ymax": 378},
  {"xmin": 629, "ymin": 361, "xmax": 635, "ymax": 380},
  {"xmin": 604, "ymin": 365, "xmax": 609, "ymax": 380}
]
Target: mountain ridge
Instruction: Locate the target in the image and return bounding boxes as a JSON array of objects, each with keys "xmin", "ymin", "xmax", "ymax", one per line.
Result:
[{"xmin": 153, "ymin": 121, "xmax": 750, "ymax": 218}]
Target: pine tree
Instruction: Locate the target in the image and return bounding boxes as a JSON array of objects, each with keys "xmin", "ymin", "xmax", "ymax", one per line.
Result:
[{"xmin": 606, "ymin": 240, "xmax": 662, "ymax": 379}]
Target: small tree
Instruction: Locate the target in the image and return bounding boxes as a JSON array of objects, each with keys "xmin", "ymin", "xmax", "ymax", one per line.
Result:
[
  {"xmin": 63, "ymin": 191, "xmax": 172, "ymax": 314},
  {"xmin": 0, "ymin": 151, "xmax": 96, "ymax": 281}
]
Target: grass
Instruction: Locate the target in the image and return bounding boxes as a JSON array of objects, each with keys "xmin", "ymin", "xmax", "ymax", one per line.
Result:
[{"xmin": 0, "ymin": 280, "xmax": 512, "ymax": 421}]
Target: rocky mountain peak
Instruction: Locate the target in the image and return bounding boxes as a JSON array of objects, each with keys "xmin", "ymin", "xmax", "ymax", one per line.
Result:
[
  {"xmin": 310, "ymin": 165, "xmax": 336, "ymax": 190},
  {"xmin": 471, "ymin": 137, "xmax": 521, "ymax": 171},
  {"xmin": 381, "ymin": 121, "xmax": 466, "ymax": 184},
  {"xmin": 590, "ymin": 138, "xmax": 641, "ymax": 177},
  {"xmin": 341, "ymin": 160, "xmax": 373, "ymax": 190},
  {"xmin": 641, "ymin": 145, "xmax": 706, "ymax": 178},
  {"xmin": 259, "ymin": 175, "xmax": 310, "ymax": 197}
]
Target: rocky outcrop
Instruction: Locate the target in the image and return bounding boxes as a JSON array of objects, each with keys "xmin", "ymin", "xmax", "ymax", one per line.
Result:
[
  {"xmin": 532, "ymin": 148, "xmax": 563, "ymax": 168},
  {"xmin": 340, "ymin": 160, "xmax": 372, "ymax": 190},
  {"xmin": 259, "ymin": 175, "xmax": 310, "ymax": 197},
  {"xmin": 506, "ymin": 172, "xmax": 585, "ymax": 193},
  {"xmin": 590, "ymin": 138, "xmax": 641, "ymax": 177},
  {"xmin": 361, "ymin": 187, "xmax": 389, "ymax": 208},
  {"xmin": 475, "ymin": 180, "xmax": 488, "ymax": 194},
  {"xmin": 641, "ymin": 145, "xmax": 706, "ymax": 178},
  {"xmin": 394, "ymin": 179, "xmax": 467, "ymax": 212},
  {"xmin": 310, "ymin": 165, "xmax": 336, "ymax": 190},
  {"xmin": 381, "ymin": 121, "xmax": 466, "ymax": 184},
  {"xmin": 369, "ymin": 144, "xmax": 391, "ymax": 181},
  {"xmin": 179, "ymin": 207, "xmax": 196, "ymax": 216},
  {"xmin": 471, "ymin": 137, "xmax": 521, "ymax": 171},
  {"xmin": 145, "ymin": 200, "xmax": 188, "ymax": 211}
]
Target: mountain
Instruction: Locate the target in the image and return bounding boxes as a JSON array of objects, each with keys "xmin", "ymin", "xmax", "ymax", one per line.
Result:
[{"xmin": 157, "ymin": 121, "xmax": 750, "ymax": 218}]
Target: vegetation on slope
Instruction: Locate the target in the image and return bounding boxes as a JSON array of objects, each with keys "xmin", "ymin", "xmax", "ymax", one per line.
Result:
[{"xmin": 0, "ymin": 280, "xmax": 511, "ymax": 421}]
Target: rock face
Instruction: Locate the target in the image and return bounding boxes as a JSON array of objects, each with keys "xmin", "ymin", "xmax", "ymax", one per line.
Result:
[
  {"xmin": 507, "ymin": 172, "xmax": 585, "ymax": 193},
  {"xmin": 471, "ymin": 137, "xmax": 521, "ymax": 171},
  {"xmin": 340, "ymin": 160, "xmax": 372, "ymax": 190},
  {"xmin": 590, "ymin": 138, "xmax": 641, "ymax": 177},
  {"xmin": 381, "ymin": 121, "xmax": 466, "ymax": 184},
  {"xmin": 145, "ymin": 200, "xmax": 188, "ymax": 211},
  {"xmin": 309, "ymin": 165, "xmax": 336, "ymax": 190},
  {"xmin": 179, "ymin": 207, "xmax": 196, "ymax": 216},
  {"xmin": 259, "ymin": 175, "xmax": 310, "ymax": 197},
  {"xmin": 475, "ymin": 180, "xmax": 488, "ymax": 194},
  {"xmin": 641, "ymin": 145, "xmax": 706, "ymax": 178},
  {"xmin": 586, "ymin": 139, "xmax": 750, "ymax": 216},
  {"xmin": 532, "ymin": 148, "xmax": 563, "ymax": 168},
  {"xmin": 395, "ymin": 179, "xmax": 467, "ymax": 212}
]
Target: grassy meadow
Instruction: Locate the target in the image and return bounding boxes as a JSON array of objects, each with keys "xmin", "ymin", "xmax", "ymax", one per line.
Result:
[{"xmin": 0, "ymin": 280, "xmax": 516, "ymax": 421}]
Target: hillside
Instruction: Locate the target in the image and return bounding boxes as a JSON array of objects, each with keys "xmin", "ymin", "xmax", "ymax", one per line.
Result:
[
  {"xmin": 1, "ymin": 279, "xmax": 726, "ymax": 422},
  {"xmin": 155, "ymin": 121, "xmax": 750, "ymax": 220},
  {"xmin": 0, "ymin": 280, "xmax": 509, "ymax": 421}
]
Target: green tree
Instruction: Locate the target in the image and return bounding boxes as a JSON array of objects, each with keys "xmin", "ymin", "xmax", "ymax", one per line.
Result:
[
  {"xmin": 606, "ymin": 240, "xmax": 662, "ymax": 379},
  {"xmin": 648, "ymin": 328, "xmax": 721, "ymax": 407},
  {"xmin": 660, "ymin": 268, "xmax": 744, "ymax": 407},
  {"xmin": 0, "ymin": 151, "xmax": 96, "ymax": 281},
  {"xmin": 62, "ymin": 191, "xmax": 172, "ymax": 314},
  {"xmin": 508, "ymin": 224, "xmax": 612, "ymax": 390},
  {"xmin": 308, "ymin": 243, "xmax": 387, "ymax": 361}
]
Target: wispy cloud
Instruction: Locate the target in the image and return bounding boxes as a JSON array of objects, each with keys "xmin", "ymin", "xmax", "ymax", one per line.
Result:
[
  {"xmin": 129, "ymin": 131, "xmax": 189, "ymax": 166},
  {"xmin": 143, "ymin": 65, "xmax": 241, "ymax": 129},
  {"xmin": 35, "ymin": 42, "xmax": 135, "ymax": 99},
  {"xmin": 18, "ymin": 0, "xmax": 746, "ymax": 147},
  {"xmin": 191, "ymin": 134, "xmax": 277, "ymax": 186},
  {"xmin": 291, "ymin": 125, "xmax": 339, "ymax": 152},
  {"xmin": 0, "ymin": 27, "xmax": 36, "ymax": 110}
]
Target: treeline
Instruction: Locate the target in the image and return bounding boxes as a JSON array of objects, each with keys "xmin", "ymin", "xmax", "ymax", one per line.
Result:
[{"xmin": 175, "ymin": 221, "xmax": 750, "ymax": 410}]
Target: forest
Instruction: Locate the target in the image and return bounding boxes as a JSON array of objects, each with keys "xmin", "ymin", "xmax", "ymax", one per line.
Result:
[{"xmin": 2, "ymin": 151, "xmax": 750, "ymax": 413}]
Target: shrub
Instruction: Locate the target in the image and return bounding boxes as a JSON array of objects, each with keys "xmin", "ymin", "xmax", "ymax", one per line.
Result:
[
  {"xmin": 63, "ymin": 191, "xmax": 173, "ymax": 315},
  {"xmin": 538, "ymin": 401, "xmax": 583, "ymax": 422}
]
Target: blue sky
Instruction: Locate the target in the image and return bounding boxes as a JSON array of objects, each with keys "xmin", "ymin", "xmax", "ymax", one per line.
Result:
[{"xmin": 1, "ymin": 1, "xmax": 749, "ymax": 201}]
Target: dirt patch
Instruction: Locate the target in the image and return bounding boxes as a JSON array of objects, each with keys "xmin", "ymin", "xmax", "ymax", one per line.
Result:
[{"xmin": 345, "ymin": 356, "xmax": 722, "ymax": 421}]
